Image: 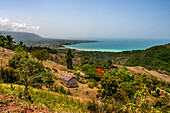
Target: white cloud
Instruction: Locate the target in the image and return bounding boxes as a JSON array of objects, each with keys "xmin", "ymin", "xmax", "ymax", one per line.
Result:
[{"xmin": 0, "ymin": 17, "xmax": 40, "ymax": 32}]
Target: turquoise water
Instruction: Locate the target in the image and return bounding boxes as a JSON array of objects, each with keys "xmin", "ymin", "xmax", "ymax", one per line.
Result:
[{"xmin": 64, "ymin": 38, "xmax": 170, "ymax": 52}]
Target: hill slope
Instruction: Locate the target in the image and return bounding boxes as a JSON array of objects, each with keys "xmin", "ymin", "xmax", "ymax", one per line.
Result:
[
  {"xmin": 124, "ymin": 44, "xmax": 170, "ymax": 75},
  {"xmin": 0, "ymin": 31, "xmax": 42, "ymax": 41},
  {"xmin": 0, "ymin": 31, "xmax": 97, "ymax": 48}
]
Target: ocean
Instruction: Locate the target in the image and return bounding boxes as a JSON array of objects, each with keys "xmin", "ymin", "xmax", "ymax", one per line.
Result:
[{"xmin": 64, "ymin": 38, "xmax": 170, "ymax": 52}]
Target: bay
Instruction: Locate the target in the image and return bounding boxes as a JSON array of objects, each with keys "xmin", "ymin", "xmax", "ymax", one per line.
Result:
[{"xmin": 64, "ymin": 38, "xmax": 170, "ymax": 52}]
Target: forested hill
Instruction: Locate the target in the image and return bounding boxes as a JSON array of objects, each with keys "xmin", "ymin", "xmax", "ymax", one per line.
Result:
[
  {"xmin": 0, "ymin": 31, "xmax": 42, "ymax": 41},
  {"xmin": 0, "ymin": 31, "xmax": 97, "ymax": 47},
  {"xmin": 124, "ymin": 44, "xmax": 170, "ymax": 75}
]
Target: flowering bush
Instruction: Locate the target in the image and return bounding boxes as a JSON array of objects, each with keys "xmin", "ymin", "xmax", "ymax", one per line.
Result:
[{"xmin": 96, "ymin": 68, "xmax": 103, "ymax": 75}]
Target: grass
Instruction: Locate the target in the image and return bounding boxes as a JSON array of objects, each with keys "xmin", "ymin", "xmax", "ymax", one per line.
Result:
[{"xmin": 0, "ymin": 83, "xmax": 87, "ymax": 112}]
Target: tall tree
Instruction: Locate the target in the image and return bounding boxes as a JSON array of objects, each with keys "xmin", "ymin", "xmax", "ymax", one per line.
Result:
[
  {"xmin": 106, "ymin": 59, "xmax": 113, "ymax": 69},
  {"xmin": 8, "ymin": 49, "xmax": 53, "ymax": 96},
  {"xmin": 4, "ymin": 35, "xmax": 15, "ymax": 49},
  {"xmin": 65, "ymin": 49, "xmax": 74, "ymax": 69}
]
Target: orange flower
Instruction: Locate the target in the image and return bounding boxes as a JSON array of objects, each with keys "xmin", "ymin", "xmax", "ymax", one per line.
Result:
[{"xmin": 96, "ymin": 68, "xmax": 103, "ymax": 75}]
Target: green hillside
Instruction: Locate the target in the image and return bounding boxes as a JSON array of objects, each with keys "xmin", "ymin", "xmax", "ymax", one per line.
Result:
[
  {"xmin": 124, "ymin": 44, "xmax": 170, "ymax": 75},
  {"xmin": 0, "ymin": 33, "xmax": 170, "ymax": 112}
]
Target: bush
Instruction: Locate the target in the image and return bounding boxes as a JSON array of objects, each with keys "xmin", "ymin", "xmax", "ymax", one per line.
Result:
[
  {"xmin": 156, "ymin": 89, "xmax": 160, "ymax": 97},
  {"xmin": 78, "ymin": 79, "xmax": 85, "ymax": 84},
  {"xmin": 88, "ymin": 82, "xmax": 94, "ymax": 88},
  {"xmin": 53, "ymin": 86, "xmax": 72, "ymax": 95},
  {"xmin": 151, "ymin": 92, "xmax": 158, "ymax": 97},
  {"xmin": 87, "ymin": 100, "xmax": 98, "ymax": 112},
  {"xmin": 31, "ymin": 49, "xmax": 51, "ymax": 61},
  {"xmin": 84, "ymin": 68, "xmax": 101, "ymax": 81},
  {"xmin": 0, "ymin": 67, "xmax": 19, "ymax": 83},
  {"xmin": 52, "ymin": 67, "xmax": 58, "ymax": 73},
  {"xmin": 164, "ymin": 88, "xmax": 170, "ymax": 93},
  {"xmin": 88, "ymin": 79, "xmax": 98, "ymax": 87},
  {"xmin": 46, "ymin": 67, "xmax": 52, "ymax": 71},
  {"xmin": 59, "ymin": 60, "xmax": 64, "ymax": 65}
]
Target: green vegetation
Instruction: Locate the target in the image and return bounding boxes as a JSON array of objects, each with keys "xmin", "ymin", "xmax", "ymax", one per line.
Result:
[
  {"xmin": 0, "ymin": 34, "xmax": 15, "ymax": 50},
  {"xmin": 71, "ymin": 49, "xmax": 141, "ymax": 62},
  {"xmin": 65, "ymin": 49, "xmax": 74, "ymax": 69},
  {"xmin": 76, "ymin": 56, "xmax": 170, "ymax": 112},
  {"xmin": 31, "ymin": 49, "xmax": 52, "ymax": 61},
  {"xmin": 124, "ymin": 45, "xmax": 170, "ymax": 75},
  {"xmin": 0, "ymin": 84, "xmax": 86, "ymax": 112},
  {"xmin": 0, "ymin": 33, "xmax": 170, "ymax": 112}
]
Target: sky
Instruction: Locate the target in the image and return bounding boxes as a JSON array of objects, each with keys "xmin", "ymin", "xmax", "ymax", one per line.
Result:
[{"xmin": 0, "ymin": 0, "xmax": 170, "ymax": 39}]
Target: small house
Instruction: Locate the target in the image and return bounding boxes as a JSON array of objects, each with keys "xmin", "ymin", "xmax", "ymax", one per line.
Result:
[{"xmin": 60, "ymin": 73, "xmax": 78, "ymax": 88}]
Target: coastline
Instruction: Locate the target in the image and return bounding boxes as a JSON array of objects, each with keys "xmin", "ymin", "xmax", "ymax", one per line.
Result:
[
  {"xmin": 63, "ymin": 45, "xmax": 123, "ymax": 52},
  {"xmin": 61, "ymin": 41, "xmax": 170, "ymax": 52},
  {"xmin": 57, "ymin": 46, "xmax": 96, "ymax": 52}
]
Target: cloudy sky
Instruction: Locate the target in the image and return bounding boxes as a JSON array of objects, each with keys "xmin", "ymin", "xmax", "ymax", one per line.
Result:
[{"xmin": 0, "ymin": 0, "xmax": 170, "ymax": 39}]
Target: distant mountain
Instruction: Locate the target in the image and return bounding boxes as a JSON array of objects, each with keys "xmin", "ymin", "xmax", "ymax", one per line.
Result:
[
  {"xmin": 124, "ymin": 44, "xmax": 170, "ymax": 75},
  {"xmin": 0, "ymin": 31, "xmax": 97, "ymax": 47},
  {"xmin": 0, "ymin": 31, "xmax": 43, "ymax": 41}
]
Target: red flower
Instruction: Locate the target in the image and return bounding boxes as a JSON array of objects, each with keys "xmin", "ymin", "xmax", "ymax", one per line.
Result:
[{"xmin": 96, "ymin": 68, "xmax": 103, "ymax": 75}]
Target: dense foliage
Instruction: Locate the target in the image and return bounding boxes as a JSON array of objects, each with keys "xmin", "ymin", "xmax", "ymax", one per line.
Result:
[
  {"xmin": 8, "ymin": 48, "xmax": 54, "ymax": 96},
  {"xmin": 124, "ymin": 45, "xmax": 170, "ymax": 75},
  {"xmin": 31, "ymin": 49, "xmax": 52, "ymax": 61},
  {"xmin": 65, "ymin": 49, "xmax": 74, "ymax": 69},
  {"xmin": 0, "ymin": 34, "xmax": 15, "ymax": 50}
]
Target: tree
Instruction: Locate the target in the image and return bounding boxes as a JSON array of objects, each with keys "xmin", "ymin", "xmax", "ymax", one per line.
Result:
[
  {"xmin": 65, "ymin": 49, "xmax": 74, "ymax": 69},
  {"xmin": 116, "ymin": 67, "xmax": 134, "ymax": 82},
  {"xmin": 18, "ymin": 57, "xmax": 46, "ymax": 95},
  {"xmin": 99, "ymin": 69, "xmax": 118, "ymax": 97},
  {"xmin": 19, "ymin": 41, "xmax": 23, "ymax": 47},
  {"xmin": 0, "ymin": 34, "xmax": 6, "ymax": 47},
  {"xmin": 106, "ymin": 59, "xmax": 113, "ymax": 69},
  {"xmin": 8, "ymin": 48, "xmax": 53, "ymax": 96},
  {"xmin": 80, "ymin": 56, "xmax": 89, "ymax": 66},
  {"xmin": 31, "ymin": 49, "xmax": 51, "ymax": 62},
  {"xmin": 0, "ymin": 34, "xmax": 15, "ymax": 50},
  {"xmin": 0, "ymin": 58, "xmax": 3, "ymax": 68},
  {"xmin": 4, "ymin": 35, "xmax": 15, "ymax": 49}
]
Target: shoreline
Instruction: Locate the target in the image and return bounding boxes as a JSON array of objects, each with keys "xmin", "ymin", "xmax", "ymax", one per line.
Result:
[
  {"xmin": 56, "ymin": 42, "xmax": 170, "ymax": 53},
  {"xmin": 61, "ymin": 45, "xmax": 126, "ymax": 52},
  {"xmin": 61, "ymin": 42, "xmax": 170, "ymax": 53}
]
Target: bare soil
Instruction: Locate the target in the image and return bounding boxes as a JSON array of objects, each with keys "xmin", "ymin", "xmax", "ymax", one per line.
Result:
[{"xmin": 0, "ymin": 94, "xmax": 50, "ymax": 113}]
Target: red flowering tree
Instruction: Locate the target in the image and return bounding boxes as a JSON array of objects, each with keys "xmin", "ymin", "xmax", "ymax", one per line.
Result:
[{"xmin": 96, "ymin": 68, "xmax": 103, "ymax": 75}]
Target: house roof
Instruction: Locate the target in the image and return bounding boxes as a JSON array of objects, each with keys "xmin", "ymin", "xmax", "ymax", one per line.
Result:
[{"xmin": 60, "ymin": 73, "xmax": 77, "ymax": 81}]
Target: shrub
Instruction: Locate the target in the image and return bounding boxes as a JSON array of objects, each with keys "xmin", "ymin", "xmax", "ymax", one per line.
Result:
[
  {"xmin": 151, "ymin": 92, "xmax": 158, "ymax": 97},
  {"xmin": 52, "ymin": 67, "xmax": 58, "ymax": 73},
  {"xmin": 46, "ymin": 67, "xmax": 52, "ymax": 71},
  {"xmin": 88, "ymin": 82, "xmax": 94, "ymax": 88},
  {"xmin": 53, "ymin": 86, "xmax": 72, "ymax": 95},
  {"xmin": 88, "ymin": 79, "xmax": 98, "ymax": 87},
  {"xmin": 31, "ymin": 49, "xmax": 51, "ymax": 61},
  {"xmin": 0, "ymin": 67, "xmax": 19, "ymax": 83},
  {"xmin": 59, "ymin": 60, "xmax": 64, "ymax": 65},
  {"xmin": 78, "ymin": 79, "xmax": 85, "ymax": 84},
  {"xmin": 156, "ymin": 89, "xmax": 160, "ymax": 97},
  {"xmin": 87, "ymin": 100, "xmax": 98, "ymax": 112}
]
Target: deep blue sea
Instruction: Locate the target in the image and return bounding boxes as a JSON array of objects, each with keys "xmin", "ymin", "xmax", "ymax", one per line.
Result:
[{"xmin": 64, "ymin": 38, "xmax": 170, "ymax": 52}]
